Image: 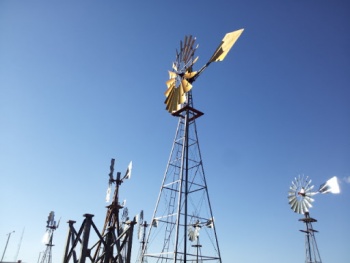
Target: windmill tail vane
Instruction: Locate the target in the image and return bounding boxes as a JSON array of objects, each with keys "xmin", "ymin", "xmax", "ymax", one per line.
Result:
[{"xmin": 318, "ymin": 176, "xmax": 340, "ymax": 194}]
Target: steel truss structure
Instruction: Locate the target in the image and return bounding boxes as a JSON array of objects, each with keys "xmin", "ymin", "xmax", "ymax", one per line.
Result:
[
  {"xmin": 62, "ymin": 159, "xmax": 136, "ymax": 263},
  {"xmin": 299, "ymin": 212, "xmax": 322, "ymax": 263},
  {"xmin": 40, "ymin": 212, "xmax": 59, "ymax": 263},
  {"xmin": 142, "ymin": 92, "xmax": 222, "ymax": 263}
]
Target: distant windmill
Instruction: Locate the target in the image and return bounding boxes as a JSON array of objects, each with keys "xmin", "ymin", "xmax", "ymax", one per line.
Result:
[
  {"xmin": 288, "ymin": 175, "xmax": 340, "ymax": 263},
  {"xmin": 136, "ymin": 210, "xmax": 149, "ymax": 263},
  {"xmin": 62, "ymin": 158, "xmax": 138, "ymax": 263},
  {"xmin": 40, "ymin": 211, "xmax": 59, "ymax": 263}
]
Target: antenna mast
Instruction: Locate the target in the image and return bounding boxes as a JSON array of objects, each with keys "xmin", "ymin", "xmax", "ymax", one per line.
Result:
[{"xmin": 14, "ymin": 227, "xmax": 25, "ymax": 262}]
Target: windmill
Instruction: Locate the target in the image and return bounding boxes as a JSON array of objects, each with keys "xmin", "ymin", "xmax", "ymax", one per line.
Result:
[
  {"xmin": 141, "ymin": 29, "xmax": 243, "ymax": 263},
  {"xmin": 62, "ymin": 159, "xmax": 137, "ymax": 263},
  {"xmin": 93, "ymin": 158, "xmax": 136, "ymax": 263},
  {"xmin": 288, "ymin": 175, "xmax": 340, "ymax": 263},
  {"xmin": 40, "ymin": 211, "xmax": 59, "ymax": 263},
  {"xmin": 136, "ymin": 210, "xmax": 149, "ymax": 263}
]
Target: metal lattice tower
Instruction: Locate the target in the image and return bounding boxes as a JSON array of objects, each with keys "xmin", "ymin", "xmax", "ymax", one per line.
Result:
[
  {"xmin": 142, "ymin": 92, "xmax": 221, "ymax": 263},
  {"xmin": 62, "ymin": 159, "xmax": 136, "ymax": 263},
  {"xmin": 40, "ymin": 211, "xmax": 59, "ymax": 263},
  {"xmin": 299, "ymin": 212, "xmax": 322, "ymax": 263}
]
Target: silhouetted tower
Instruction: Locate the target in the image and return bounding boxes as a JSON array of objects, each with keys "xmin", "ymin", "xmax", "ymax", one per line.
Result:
[
  {"xmin": 62, "ymin": 159, "xmax": 137, "ymax": 263},
  {"xmin": 142, "ymin": 29, "xmax": 244, "ymax": 263}
]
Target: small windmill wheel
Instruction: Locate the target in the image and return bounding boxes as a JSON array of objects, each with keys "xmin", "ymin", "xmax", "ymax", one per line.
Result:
[{"xmin": 288, "ymin": 175, "xmax": 315, "ymax": 214}]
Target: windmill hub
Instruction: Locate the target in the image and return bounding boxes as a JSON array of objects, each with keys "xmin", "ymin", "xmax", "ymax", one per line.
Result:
[{"xmin": 298, "ymin": 188, "xmax": 306, "ymax": 197}]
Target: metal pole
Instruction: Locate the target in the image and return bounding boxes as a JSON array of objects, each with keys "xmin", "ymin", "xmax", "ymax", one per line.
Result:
[
  {"xmin": 37, "ymin": 252, "xmax": 43, "ymax": 263},
  {"xmin": 184, "ymin": 107, "xmax": 190, "ymax": 263},
  {"xmin": 1, "ymin": 231, "xmax": 15, "ymax": 262}
]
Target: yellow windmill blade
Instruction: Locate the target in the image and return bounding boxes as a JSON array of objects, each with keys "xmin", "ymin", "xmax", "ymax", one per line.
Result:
[
  {"xmin": 180, "ymin": 79, "xmax": 192, "ymax": 93},
  {"xmin": 184, "ymin": 71, "xmax": 197, "ymax": 79},
  {"xmin": 182, "ymin": 35, "xmax": 196, "ymax": 64},
  {"xmin": 165, "ymin": 82, "xmax": 186, "ymax": 112},
  {"xmin": 165, "ymin": 88, "xmax": 175, "ymax": 111},
  {"xmin": 209, "ymin": 29, "xmax": 244, "ymax": 62},
  {"xmin": 165, "ymin": 79, "xmax": 175, "ymax": 97},
  {"xmin": 165, "ymin": 87, "xmax": 182, "ymax": 112},
  {"xmin": 168, "ymin": 71, "xmax": 177, "ymax": 79},
  {"xmin": 164, "ymin": 34, "xmax": 199, "ymax": 113}
]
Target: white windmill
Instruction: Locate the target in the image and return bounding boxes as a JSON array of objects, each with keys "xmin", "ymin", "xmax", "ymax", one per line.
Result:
[
  {"xmin": 40, "ymin": 211, "xmax": 59, "ymax": 263},
  {"xmin": 288, "ymin": 175, "xmax": 340, "ymax": 263}
]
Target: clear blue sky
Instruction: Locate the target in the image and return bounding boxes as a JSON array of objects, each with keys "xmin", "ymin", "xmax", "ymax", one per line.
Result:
[{"xmin": 1, "ymin": 1, "xmax": 349, "ymax": 263}]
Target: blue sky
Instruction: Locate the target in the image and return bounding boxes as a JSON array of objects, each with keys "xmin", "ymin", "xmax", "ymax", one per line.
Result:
[{"xmin": 1, "ymin": 1, "xmax": 349, "ymax": 262}]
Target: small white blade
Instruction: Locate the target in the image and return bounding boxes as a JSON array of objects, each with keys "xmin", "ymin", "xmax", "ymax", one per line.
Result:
[{"xmin": 106, "ymin": 185, "xmax": 111, "ymax": 203}]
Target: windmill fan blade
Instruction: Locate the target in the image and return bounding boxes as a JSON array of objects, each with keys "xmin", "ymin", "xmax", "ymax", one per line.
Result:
[
  {"xmin": 106, "ymin": 185, "xmax": 111, "ymax": 203},
  {"xmin": 288, "ymin": 195, "xmax": 295, "ymax": 202},
  {"xmin": 188, "ymin": 228, "xmax": 197, "ymax": 242},
  {"xmin": 303, "ymin": 197, "xmax": 313, "ymax": 209},
  {"xmin": 42, "ymin": 231, "xmax": 50, "ymax": 244},
  {"xmin": 288, "ymin": 197, "xmax": 296, "ymax": 206},
  {"xmin": 152, "ymin": 218, "xmax": 158, "ymax": 227},
  {"xmin": 291, "ymin": 199, "xmax": 298, "ymax": 212},
  {"xmin": 169, "ymin": 70, "xmax": 177, "ymax": 79},
  {"xmin": 289, "ymin": 185, "xmax": 297, "ymax": 191},
  {"xmin": 122, "ymin": 207, "xmax": 129, "ymax": 221},
  {"xmin": 166, "ymin": 77, "xmax": 175, "ymax": 89},
  {"xmin": 184, "ymin": 71, "xmax": 197, "ymax": 80},
  {"xmin": 109, "ymin": 158, "xmax": 115, "ymax": 180},
  {"xmin": 166, "ymin": 88, "xmax": 179, "ymax": 112},
  {"xmin": 124, "ymin": 161, "xmax": 132, "ymax": 179},
  {"xmin": 192, "ymin": 56, "xmax": 199, "ymax": 66},
  {"xmin": 140, "ymin": 210, "xmax": 144, "ymax": 221},
  {"xmin": 165, "ymin": 86, "xmax": 182, "ymax": 113},
  {"xmin": 138, "ymin": 224, "xmax": 143, "ymax": 240},
  {"xmin": 301, "ymin": 201, "xmax": 308, "ymax": 214},
  {"xmin": 297, "ymin": 203, "xmax": 302, "ymax": 214},
  {"xmin": 206, "ymin": 218, "xmax": 214, "ymax": 228},
  {"xmin": 305, "ymin": 184, "xmax": 315, "ymax": 193},
  {"xmin": 304, "ymin": 195, "xmax": 314, "ymax": 203},
  {"xmin": 172, "ymin": 62, "xmax": 177, "ymax": 71},
  {"xmin": 181, "ymin": 79, "xmax": 192, "ymax": 93},
  {"xmin": 182, "ymin": 35, "xmax": 192, "ymax": 63},
  {"xmin": 209, "ymin": 29, "xmax": 244, "ymax": 63}
]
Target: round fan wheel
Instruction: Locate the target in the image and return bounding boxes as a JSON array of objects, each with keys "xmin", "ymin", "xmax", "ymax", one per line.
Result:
[
  {"xmin": 288, "ymin": 175, "xmax": 315, "ymax": 214},
  {"xmin": 164, "ymin": 35, "xmax": 198, "ymax": 113}
]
